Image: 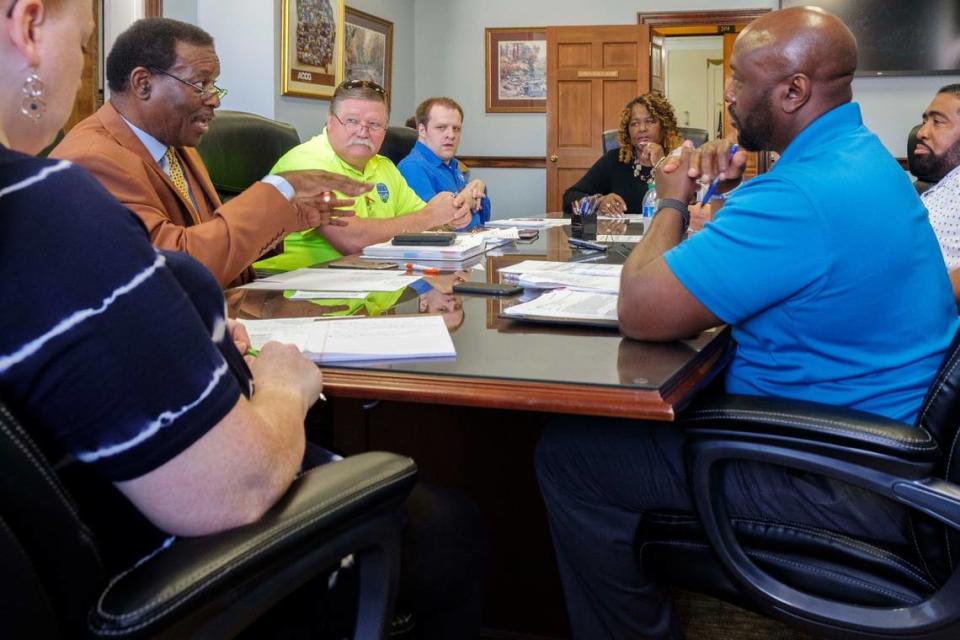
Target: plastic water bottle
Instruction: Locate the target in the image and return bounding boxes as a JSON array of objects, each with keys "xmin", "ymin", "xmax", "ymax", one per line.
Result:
[{"xmin": 641, "ymin": 181, "xmax": 657, "ymax": 219}]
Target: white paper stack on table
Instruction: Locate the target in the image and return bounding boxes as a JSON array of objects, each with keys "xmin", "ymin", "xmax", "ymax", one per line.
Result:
[
  {"xmin": 362, "ymin": 233, "xmax": 488, "ymax": 261},
  {"xmin": 499, "ymin": 260, "xmax": 622, "ymax": 294},
  {"xmin": 239, "ymin": 315, "xmax": 456, "ymax": 362},
  {"xmin": 239, "ymin": 268, "xmax": 422, "ymax": 292},
  {"xmin": 502, "ymin": 289, "xmax": 619, "ymax": 327},
  {"xmin": 484, "ymin": 217, "xmax": 570, "ymax": 229}
]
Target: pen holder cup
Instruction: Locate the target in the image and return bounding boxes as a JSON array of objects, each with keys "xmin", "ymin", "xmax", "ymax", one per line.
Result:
[{"xmin": 571, "ymin": 210, "xmax": 597, "ymax": 240}]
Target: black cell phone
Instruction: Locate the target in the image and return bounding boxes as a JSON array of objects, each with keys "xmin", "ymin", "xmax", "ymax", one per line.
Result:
[
  {"xmin": 452, "ymin": 281, "xmax": 523, "ymax": 296},
  {"xmin": 391, "ymin": 232, "xmax": 457, "ymax": 246}
]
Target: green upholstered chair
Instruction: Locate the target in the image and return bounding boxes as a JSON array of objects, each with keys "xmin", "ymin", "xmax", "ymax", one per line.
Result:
[{"xmin": 196, "ymin": 110, "xmax": 301, "ymax": 202}]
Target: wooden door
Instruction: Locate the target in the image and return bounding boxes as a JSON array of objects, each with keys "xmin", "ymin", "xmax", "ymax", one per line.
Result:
[
  {"xmin": 63, "ymin": 0, "xmax": 102, "ymax": 133},
  {"xmin": 545, "ymin": 25, "xmax": 650, "ymax": 215}
]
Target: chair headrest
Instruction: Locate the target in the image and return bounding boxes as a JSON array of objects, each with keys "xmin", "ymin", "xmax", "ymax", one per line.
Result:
[
  {"xmin": 678, "ymin": 127, "xmax": 709, "ymax": 148},
  {"xmin": 602, "ymin": 129, "xmax": 619, "ymax": 154},
  {"xmin": 379, "ymin": 126, "xmax": 418, "ymax": 165},
  {"xmin": 915, "ymin": 326, "xmax": 960, "ymax": 462},
  {"xmin": 196, "ymin": 110, "xmax": 300, "ymax": 195}
]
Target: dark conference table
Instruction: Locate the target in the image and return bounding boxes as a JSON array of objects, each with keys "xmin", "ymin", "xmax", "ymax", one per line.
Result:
[
  {"xmin": 227, "ymin": 221, "xmax": 731, "ymax": 422},
  {"xmin": 227, "ymin": 221, "xmax": 732, "ymax": 637}
]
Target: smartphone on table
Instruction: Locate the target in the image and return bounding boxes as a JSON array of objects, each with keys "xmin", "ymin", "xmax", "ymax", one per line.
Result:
[
  {"xmin": 391, "ymin": 232, "xmax": 457, "ymax": 246},
  {"xmin": 452, "ymin": 281, "xmax": 523, "ymax": 296}
]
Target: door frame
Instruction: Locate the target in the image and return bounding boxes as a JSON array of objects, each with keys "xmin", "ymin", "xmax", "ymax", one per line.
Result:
[{"xmin": 638, "ymin": 9, "xmax": 772, "ymax": 174}]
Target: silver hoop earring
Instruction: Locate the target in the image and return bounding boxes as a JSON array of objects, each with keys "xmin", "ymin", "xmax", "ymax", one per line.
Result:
[{"xmin": 20, "ymin": 71, "xmax": 46, "ymax": 122}]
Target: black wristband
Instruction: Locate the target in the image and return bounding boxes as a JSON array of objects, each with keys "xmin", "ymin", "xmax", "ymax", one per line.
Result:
[{"xmin": 655, "ymin": 198, "xmax": 690, "ymax": 233}]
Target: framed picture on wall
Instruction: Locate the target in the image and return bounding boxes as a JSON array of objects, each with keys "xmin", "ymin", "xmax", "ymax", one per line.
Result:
[
  {"xmin": 281, "ymin": 0, "xmax": 344, "ymax": 99},
  {"xmin": 343, "ymin": 7, "xmax": 393, "ymax": 107},
  {"xmin": 485, "ymin": 27, "xmax": 547, "ymax": 113}
]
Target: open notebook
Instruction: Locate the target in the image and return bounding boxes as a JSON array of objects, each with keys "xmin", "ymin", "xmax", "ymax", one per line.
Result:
[{"xmin": 239, "ymin": 315, "xmax": 456, "ymax": 362}]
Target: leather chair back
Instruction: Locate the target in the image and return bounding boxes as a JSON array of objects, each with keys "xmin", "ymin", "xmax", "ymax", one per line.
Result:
[
  {"xmin": 912, "ymin": 327, "xmax": 960, "ymax": 580},
  {"xmin": 908, "ymin": 123, "xmax": 940, "ymax": 194},
  {"xmin": 678, "ymin": 127, "xmax": 710, "ymax": 148},
  {"xmin": 196, "ymin": 110, "xmax": 300, "ymax": 200},
  {"xmin": 602, "ymin": 127, "xmax": 710, "ymax": 154},
  {"xmin": 380, "ymin": 126, "xmax": 418, "ymax": 165},
  {"xmin": 0, "ymin": 402, "xmax": 105, "ymax": 637}
]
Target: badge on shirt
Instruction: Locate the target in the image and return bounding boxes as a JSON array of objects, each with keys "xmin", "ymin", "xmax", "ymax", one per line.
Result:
[{"xmin": 376, "ymin": 183, "xmax": 390, "ymax": 202}]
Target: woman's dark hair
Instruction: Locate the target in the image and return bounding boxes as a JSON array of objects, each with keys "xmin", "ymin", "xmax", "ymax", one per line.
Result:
[
  {"xmin": 106, "ymin": 18, "xmax": 214, "ymax": 93},
  {"xmin": 617, "ymin": 93, "xmax": 681, "ymax": 164}
]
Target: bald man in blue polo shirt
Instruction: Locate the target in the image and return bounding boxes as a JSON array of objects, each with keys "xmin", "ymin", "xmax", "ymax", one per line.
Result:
[
  {"xmin": 398, "ymin": 97, "xmax": 491, "ymax": 230},
  {"xmin": 536, "ymin": 7, "xmax": 960, "ymax": 639}
]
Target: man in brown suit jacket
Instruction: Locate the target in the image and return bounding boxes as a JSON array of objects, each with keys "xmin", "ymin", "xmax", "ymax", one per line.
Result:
[{"xmin": 53, "ymin": 18, "xmax": 367, "ymax": 287}]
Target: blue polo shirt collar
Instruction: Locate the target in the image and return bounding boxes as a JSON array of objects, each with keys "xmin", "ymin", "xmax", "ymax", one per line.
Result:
[
  {"xmin": 412, "ymin": 140, "xmax": 454, "ymax": 169},
  {"xmin": 778, "ymin": 102, "xmax": 861, "ymax": 167}
]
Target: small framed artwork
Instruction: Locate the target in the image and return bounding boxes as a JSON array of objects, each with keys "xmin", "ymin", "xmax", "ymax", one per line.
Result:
[
  {"xmin": 281, "ymin": 0, "xmax": 345, "ymax": 99},
  {"xmin": 344, "ymin": 7, "xmax": 393, "ymax": 106},
  {"xmin": 485, "ymin": 27, "xmax": 547, "ymax": 113}
]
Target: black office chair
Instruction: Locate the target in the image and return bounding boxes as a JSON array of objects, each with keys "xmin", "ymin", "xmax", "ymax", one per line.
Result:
[
  {"xmin": 196, "ymin": 110, "xmax": 301, "ymax": 202},
  {"xmin": 0, "ymin": 400, "xmax": 417, "ymax": 638},
  {"xmin": 678, "ymin": 126, "xmax": 710, "ymax": 148},
  {"xmin": 379, "ymin": 126, "xmax": 418, "ymax": 165},
  {"xmin": 640, "ymin": 326, "xmax": 960, "ymax": 639},
  {"xmin": 601, "ymin": 127, "xmax": 710, "ymax": 154},
  {"xmin": 908, "ymin": 123, "xmax": 940, "ymax": 194}
]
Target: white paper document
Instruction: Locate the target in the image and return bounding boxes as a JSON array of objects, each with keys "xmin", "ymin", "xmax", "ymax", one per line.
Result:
[
  {"xmin": 240, "ymin": 268, "xmax": 421, "ymax": 292},
  {"xmin": 362, "ymin": 234, "xmax": 488, "ymax": 261},
  {"xmin": 239, "ymin": 315, "xmax": 456, "ymax": 362},
  {"xmin": 499, "ymin": 260, "xmax": 623, "ymax": 278},
  {"xmin": 484, "ymin": 217, "xmax": 570, "ymax": 229},
  {"xmin": 516, "ymin": 272, "xmax": 621, "ymax": 294},
  {"xmin": 597, "ymin": 235, "xmax": 643, "ymax": 243},
  {"xmin": 287, "ymin": 291, "xmax": 371, "ymax": 300},
  {"xmin": 502, "ymin": 289, "xmax": 619, "ymax": 327},
  {"xmin": 470, "ymin": 228, "xmax": 520, "ymax": 247}
]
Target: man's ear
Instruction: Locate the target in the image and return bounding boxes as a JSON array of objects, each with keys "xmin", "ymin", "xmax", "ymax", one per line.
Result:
[
  {"xmin": 417, "ymin": 123, "xmax": 427, "ymax": 139},
  {"xmin": 780, "ymin": 73, "xmax": 811, "ymax": 114},
  {"xmin": 129, "ymin": 66, "xmax": 153, "ymax": 100},
  {"xmin": 6, "ymin": 0, "xmax": 45, "ymax": 68}
]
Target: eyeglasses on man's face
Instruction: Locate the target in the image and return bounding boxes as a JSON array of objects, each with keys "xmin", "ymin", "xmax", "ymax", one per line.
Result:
[
  {"xmin": 149, "ymin": 67, "xmax": 228, "ymax": 101},
  {"xmin": 331, "ymin": 111, "xmax": 386, "ymax": 134}
]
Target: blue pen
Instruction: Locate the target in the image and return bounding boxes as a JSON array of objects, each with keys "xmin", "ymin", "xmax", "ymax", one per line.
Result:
[{"xmin": 700, "ymin": 143, "xmax": 739, "ymax": 207}]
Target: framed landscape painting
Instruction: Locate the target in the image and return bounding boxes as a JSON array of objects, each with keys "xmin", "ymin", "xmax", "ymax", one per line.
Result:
[
  {"xmin": 281, "ymin": 0, "xmax": 344, "ymax": 99},
  {"xmin": 485, "ymin": 27, "xmax": 547, "ymax": 113},
  {"xmin": 344, "ymin": 7, "xmax": 393, "ymax": 106}
]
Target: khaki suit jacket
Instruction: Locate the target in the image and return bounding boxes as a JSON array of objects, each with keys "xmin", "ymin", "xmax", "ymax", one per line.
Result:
[{"xmin": 52, "ymin": 102, "xmax": 300, "ymax": 287}]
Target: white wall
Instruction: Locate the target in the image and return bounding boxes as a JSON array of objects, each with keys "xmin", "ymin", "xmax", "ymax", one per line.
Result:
[
  {"xmin": 163, "ymin": 0, "xmax": 197, "ymax": 24},
  {"xmin": 664, "ymin": 37, "xmax": 723, "ymax": 132}
]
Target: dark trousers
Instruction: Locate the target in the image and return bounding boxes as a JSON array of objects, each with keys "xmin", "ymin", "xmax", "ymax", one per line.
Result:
[{"xmin": 535, "ymin": 416, "xmax": 912, "ymax": 640}]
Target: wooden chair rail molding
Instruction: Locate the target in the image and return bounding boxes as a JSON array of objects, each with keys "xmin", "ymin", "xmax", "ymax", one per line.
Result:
[{"xmin": 458, "ymin": 155, "xmax": 546, "ymax": 169}]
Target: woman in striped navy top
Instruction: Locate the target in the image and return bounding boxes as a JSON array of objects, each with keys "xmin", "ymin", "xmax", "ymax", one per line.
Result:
[{"xmin": 0, "ymin": 0, "xmax": 331, "ymax": 540}]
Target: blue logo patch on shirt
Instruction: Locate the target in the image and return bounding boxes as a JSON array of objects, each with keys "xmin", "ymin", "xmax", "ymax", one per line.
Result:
[{"xmin": 376, "ymin": 183, "xmax": 390, "ymax": 202}]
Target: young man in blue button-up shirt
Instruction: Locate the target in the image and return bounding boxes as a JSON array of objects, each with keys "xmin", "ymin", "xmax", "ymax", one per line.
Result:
[{"xmin": 398, "ymin": 97, "xmax": 492, "ymax": 230}]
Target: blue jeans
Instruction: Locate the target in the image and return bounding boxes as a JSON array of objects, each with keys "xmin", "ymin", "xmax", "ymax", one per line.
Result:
[{"xmin": 535, "ymin": 416, "xmax": 912, "ymax": 640}]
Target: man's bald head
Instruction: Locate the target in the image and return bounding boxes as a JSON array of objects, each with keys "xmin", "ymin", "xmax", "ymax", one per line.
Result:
[{"xmin": 727, "ymin": 6, "xmax": 858, "ymax": 152}]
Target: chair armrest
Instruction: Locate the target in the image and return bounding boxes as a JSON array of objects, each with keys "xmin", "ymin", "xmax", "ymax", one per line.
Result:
[
  {"xmin": 89, "ymin": 451, "xmax": 417, "ymax": 638},
  {"xmin": 679, "ymin": 392, "xmax": 940, "ymax": 466}
]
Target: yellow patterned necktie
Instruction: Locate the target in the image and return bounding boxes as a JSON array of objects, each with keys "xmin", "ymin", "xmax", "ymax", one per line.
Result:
[{"xmin": 164, "ymin": 147, "xmax": 200, "ymax": 225}]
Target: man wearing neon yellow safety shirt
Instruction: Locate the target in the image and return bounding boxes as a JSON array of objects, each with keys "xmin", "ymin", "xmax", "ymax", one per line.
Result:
[{"xmin": 256, "ymin": 80, "xmax": 472, "ymax": 271}]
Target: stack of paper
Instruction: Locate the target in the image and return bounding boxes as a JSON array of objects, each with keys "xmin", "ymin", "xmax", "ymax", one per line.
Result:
[
  {"xmin": 484, "ymin": 217, "xmax": 570, "ymax": 229},
  {"xmin": 240, "ymin": 268, "xmax": 422, "ymax": 292},
  {"xmin": 239, "ymin": 315, "xmax": 456, "ymax": 362},
  {"xmin": 362, "ymin": 234, "xmax": 487, "ymax": 261},
  {"xmin": 499, "ymin": 261, "xmax": 623, "ymax": 294},
  {"xmin": 502, "ymin": 289, "xmax": 619, "ymax": 327}
]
